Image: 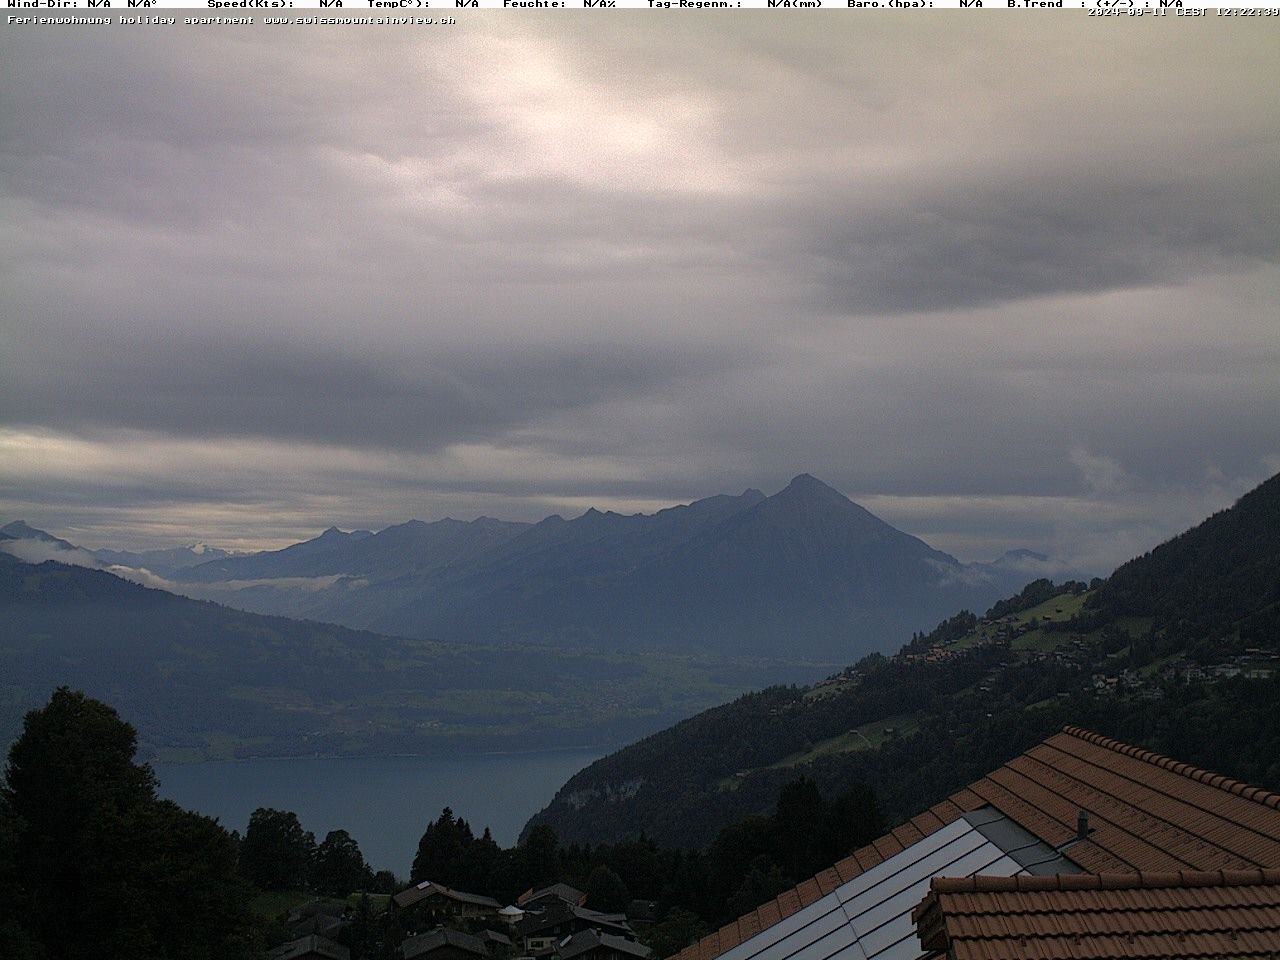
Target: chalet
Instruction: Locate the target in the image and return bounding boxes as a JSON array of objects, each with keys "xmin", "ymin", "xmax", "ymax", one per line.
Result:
[
  {"xmin": 270, "ymin": 934, "xmax": 351, "ymax": 960},
  {"xmin": 672, "ymin": 725, "xmax": 1280, "ymax": 960},
  {"xmin": 518, "ymin": 883, "xmax": 587, "ymax": 908},
  {"xmin": 516, "ymin": 902, "xmax": 634, "ymax": 955},
  {"xmin": 402, "ymin": 928, "xmax": 491, "ymax": 960},
  {"xmin": 478, "ymin": 928, "xmax": 515, "ymax": 956},
  {"xmin": 394, "ymin": 881, "xmax": 503, "ymax": 923},
  {"xmin": 289, "ymin": 911, "xmax": 350, "ymax": 942},
  {"xmin": 555, "ymin": 929, "xmax": 655, "ymax": 960}
]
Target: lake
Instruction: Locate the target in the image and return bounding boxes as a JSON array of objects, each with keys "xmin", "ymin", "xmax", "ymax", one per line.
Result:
[{"xmin": 153, "ymin": 749, "xmax": 606, "ymax": 878}]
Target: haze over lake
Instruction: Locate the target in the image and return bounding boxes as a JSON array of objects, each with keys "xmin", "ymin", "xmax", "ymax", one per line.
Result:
[{"xmin": 154, "ymin": 749, "xmax": 606, "ymax": 877}]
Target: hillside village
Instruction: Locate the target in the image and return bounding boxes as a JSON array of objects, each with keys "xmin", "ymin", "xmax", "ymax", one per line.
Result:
[
  {"xmin": 270, "ymin": 880, "xmax": 657, "ymax": 960},
  {"xmin": 816, "ymin": 578, "xmax": 1280, "ymax": 715},
  {"xmin": 266, "ymin": 721, "xmax": 1280, "ymax": 960}
]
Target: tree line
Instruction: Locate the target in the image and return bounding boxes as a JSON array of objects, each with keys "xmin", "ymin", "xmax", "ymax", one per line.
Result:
[{"xmin": 0, "ymin": 688, "xmax": 886, "ymax": 960}]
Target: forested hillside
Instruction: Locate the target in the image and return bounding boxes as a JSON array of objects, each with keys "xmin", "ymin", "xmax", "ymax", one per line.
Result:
[
  {"xmin": 0, "ymin": 552, "xmax": 820, "ymax": 762},
  {"xmin": 526, "ymin": 473, "xmax": 1280, "ymax": 847}
]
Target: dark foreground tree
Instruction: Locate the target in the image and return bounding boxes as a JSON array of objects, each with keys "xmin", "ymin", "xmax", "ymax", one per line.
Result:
[
  {"xmin": 2, "ymin": 688, "xmax": 257, "ymax": 960},
  {"xmin": 411, "ymin": 806, "xmax": 473, "ymax": 885},
  {"xmin": 240, "ymin": 807, "xmax": 316, "ymax": 890},
  {"xmin": 313, "ymin": 828, "xmax": 373, "ymax": 897}
]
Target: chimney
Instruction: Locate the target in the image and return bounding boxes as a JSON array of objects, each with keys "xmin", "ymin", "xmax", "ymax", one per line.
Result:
[{"xmin": 1076, "ymin": 812, "xmax": 1090, "ymax": 842}]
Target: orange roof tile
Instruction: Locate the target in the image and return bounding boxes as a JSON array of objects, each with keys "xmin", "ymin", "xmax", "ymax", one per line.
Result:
[
  {"xmin": 671, "ymin": 727, "xmax": 1280, "ymax": 960},
  {"xmin": 914, "ymin": 870, "xmax": 1280, "ymax": 959}
]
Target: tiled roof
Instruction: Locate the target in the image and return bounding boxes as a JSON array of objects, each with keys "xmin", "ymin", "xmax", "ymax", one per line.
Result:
[
  {"xmin": 516, "ymin": 901, "xmax": 633, "ymax": 938},
  {"xmin": 912, "ymin": 869, "xmax": 1280, "ymax": 959},
  {"xmin": 673, "ymin": 726, "xmax": 1280, "ymax": 960},
  {"xmin": 557, "ymin": 928, "xmax": 655, "ymax": 960},
  {"xmin": 270, "ymin": 934, "xmax": 351, "ymax": 960},
  {"xmin": 393, "ymin": 881, "xmax": 503, "ymax": 911},
  {"xmin": 519, "ymin": 883, "xmax": 588, "ymax": 907},
  {"xmin": 401, "ymin": 927, "xmax": 490, "ymax": 960}
]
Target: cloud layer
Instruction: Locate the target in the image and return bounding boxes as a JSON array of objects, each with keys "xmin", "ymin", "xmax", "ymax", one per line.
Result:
[{"xmin": 2, "ymin": 16, "xmax": 1278, "ymax": 571}]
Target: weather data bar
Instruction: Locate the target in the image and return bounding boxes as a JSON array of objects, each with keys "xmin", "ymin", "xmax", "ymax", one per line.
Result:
[{"xmin": 5, "ymin": 0, "xmax": 1280, "ymax": 11}]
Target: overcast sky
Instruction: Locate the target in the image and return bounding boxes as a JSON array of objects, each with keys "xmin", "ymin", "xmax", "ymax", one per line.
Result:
[{"xmin": 2, "ymin": 15, "xmax": 1277, "ymax": 571}]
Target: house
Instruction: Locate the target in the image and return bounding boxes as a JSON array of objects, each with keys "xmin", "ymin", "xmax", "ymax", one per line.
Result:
[
  {"xmin": 912, "ymin": 869, "xmax": 1280, "ymax": 958},
  {"xmin": 270, "ymin": 934, "xmax": 351, "ymax": 960},
  {"xmin": 477, "ymin": 928, "xmax": 515, "ymax": 957},
  {"xmin": 555, "ymin": 929, "xmax": 655, "ymax": 960},
  {"xmin": 672, "ymin": 725, "xmax": 1280, "ymax": 960},
  {"xmin": 287, "ymin": 911, "xmax": 348, "ymax": 940},
  {"xmin": 518, "ymin": 883, "xmax": 588, "ymax": 909},
  {"xmin": 401, "ymin": 928, "xmax": 491, "ymax": 960},
  {"xmin": 394, "ymin": 881, "xmax": 504, "ymax": 923},
  {"xmin": 516, "ymin": 902, "xmax": 634, "ymax": 955}
]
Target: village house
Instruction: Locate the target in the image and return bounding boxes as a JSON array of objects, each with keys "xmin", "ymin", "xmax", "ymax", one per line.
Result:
[
  {"xmin": 286, "ymin": 900, "xmax": 349, "ymax": 940},
  {"xmin": 555, "ymin": 929, "xmax": 654, "ymax": 960},
  {"xmin": 393, "ymin": 881, "xmax": 503, "ymax": 925},
  {"xmin": 399, "ymin": 925, "xmax": 514, "ymax": 960},
  {"xmin": 515, "ymin": 901, "xmax": 635, "ymax": 955},
  {"xmin": 270, "ymin": 934, "xmax": 351, "ymax": 960},
  {"xmin": 517, "ymin": 883, "xmax": 588, "ymax": 909},
  {"xmin": 401, "ymin": 928, "xmax": 492, "ymax": 960}
]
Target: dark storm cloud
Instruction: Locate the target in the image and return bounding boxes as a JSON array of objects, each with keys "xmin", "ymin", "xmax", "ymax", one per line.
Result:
[
  {"xmin": 797, "ymin": 179, "xmax": 1280, "ymax": 313},
  {"xmin": 1, "ymin": 17, "xmax": 1278, "ymax": 564},
  {"xmin": 0, "ymin": 329, "xmax": 734, "ymax": 451}
]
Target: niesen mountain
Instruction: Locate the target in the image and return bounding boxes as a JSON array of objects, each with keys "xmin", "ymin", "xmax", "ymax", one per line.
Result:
[
  {"xmin": 523, "ymin": 470, "xmax": 1280, "ymax": 848},
  {"xmin": 157, "ymin": 475, "xmax": 1045, "ymax": 660}
]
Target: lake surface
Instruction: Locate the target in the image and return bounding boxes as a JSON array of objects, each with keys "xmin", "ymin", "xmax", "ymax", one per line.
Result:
[{"xmin": 154, "ymin": 749, "xmax": 605, "ymax": 877}]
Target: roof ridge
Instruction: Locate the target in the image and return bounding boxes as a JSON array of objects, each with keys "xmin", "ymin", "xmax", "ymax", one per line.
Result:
[
  {"xmin": 929, "ymin": 868, "xmax": 1280, "ymax": 895},
  {"xmin": 1061, "ymin": 725, "xmax": 1280, "ymax": 810}
]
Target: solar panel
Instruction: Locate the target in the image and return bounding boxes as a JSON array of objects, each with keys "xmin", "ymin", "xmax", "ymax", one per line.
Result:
[{"xmin": 714, "ymin": 807, "xmax": 1083, "ymax": 960}]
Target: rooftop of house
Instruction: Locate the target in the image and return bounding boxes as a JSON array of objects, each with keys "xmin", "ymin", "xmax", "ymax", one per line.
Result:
[
  {"xmin": 519, "ymin": 883, "xmax": 588, "ymax": 907},
  {"xmin": 674, "ymin": 725, "xmax": 1280, "ymax": 960},
  {"xmin": 270, "ymin": 934, "xmax": 351, "ymax": 960},
  {"xmin": 401, "ymin": 928, "xmax": 490, "ymax": 960},
  {"xmin": 394, "ymin": 881, "xmax": 504, "ymax": 912},
  {"xmin": 913, "ymin": 868, "xmax": 1280, "ymax": 959},
  {"xmin": 556, "ymin": 928, "xmax": 655, "ymax": 960},
  {"xmin": 479, "ymin": 929, "xmax": 514, "ymax": 948},
  {"xmin": 516, "ymin": 901, "xmax": 631, "ymax": 938}
]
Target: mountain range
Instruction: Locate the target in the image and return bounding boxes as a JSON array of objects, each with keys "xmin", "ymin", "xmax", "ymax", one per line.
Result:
[
  {"xmin": 0, "ymin": 474, "xmax": 1086, "ymax": 762},
  {"xmin": 1, "ymin": 520, "xmax": 233, "ymax": 577},
  {"xmin": 522, "ymin": 471, "xmax": 1280, "ymax": 847},
  {"xmin": 105, "ymin": 475, "xmax": 1062, "ymax": 660}
]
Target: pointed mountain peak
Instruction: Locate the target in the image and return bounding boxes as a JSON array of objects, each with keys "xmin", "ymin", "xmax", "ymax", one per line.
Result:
[
  {"xmin": 2, "ymin": 520, "xmax": 57, "ymax": 541},
  {"xmin": 1, "ymin": 521, "xmax": 77, "ymax": 549},
  {"xmin": 777, "ymin": 473, "xmax": 850, "ymax": 504}
]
